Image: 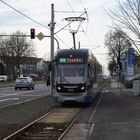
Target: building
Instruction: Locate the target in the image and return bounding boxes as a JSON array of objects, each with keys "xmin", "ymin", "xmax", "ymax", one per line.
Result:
[{"xmin": 0, "ymin": 57, "xmax": 50, "ymax": 80}]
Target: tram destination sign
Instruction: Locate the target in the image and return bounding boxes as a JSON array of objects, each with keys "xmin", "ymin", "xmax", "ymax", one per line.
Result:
[{"xmin": 59, "ymin": 58, "xmax": 83, "ymax": 64}]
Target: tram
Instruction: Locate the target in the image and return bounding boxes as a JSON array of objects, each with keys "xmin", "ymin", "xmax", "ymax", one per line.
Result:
[{"xmin": 50, "ymin": 49, "xmax": 102, "ymax": 104}]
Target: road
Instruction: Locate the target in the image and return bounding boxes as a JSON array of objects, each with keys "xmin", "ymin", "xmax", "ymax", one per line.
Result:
[{"xmin": 0, "ymin": 84, "xmax": 50, "ymax": 108}]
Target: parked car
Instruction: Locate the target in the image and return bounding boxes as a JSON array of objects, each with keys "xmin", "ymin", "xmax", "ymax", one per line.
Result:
[
  {"xmin": 0, "ymin": 75, "xmax": 8, "ymax": 82},
  {"xmin": 15, "ymin": 76, "xmax": 35, "ymax": 90}
]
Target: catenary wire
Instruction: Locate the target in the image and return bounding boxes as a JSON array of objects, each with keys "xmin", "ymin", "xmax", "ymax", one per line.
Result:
[
  {"xmin": 55, "ymin": 34, "xmax": 72, "ymax": 49},
  {"xmin": 79, "ymin": 0, "xmax": 86, "ymax": 10},
  {"xmin": 55, "ymin": 10, "xmax": 84, "ymax": 13},
  {"xmin": 0, "ymin": 0, "xmax": 72, "ymax": 49},
  {"xmin": 66, "ymin": 0, "xmax": 76, "ymax": 15},
  {"xmin": 0, "ymin": 0, "xmax": 49, "ymax": 29},
  {"xmin": 78, "ymin": 0, "xmax": 101, "ymax": 46},
  {"xmin": 65, "ymin": 0, "xmax": 98, "ymax": 48},
  {"xmin": 55, "ymin": 11, "xmax": 87, "ymax": 34}
]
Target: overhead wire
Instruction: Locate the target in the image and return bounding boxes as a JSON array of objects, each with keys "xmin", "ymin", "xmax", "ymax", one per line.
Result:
[
  {"xmin": 55, "ymin": 10, "xmax": 84, "ymax": 13},
  {"xmin": 65, "ymin": 0, "xmax": 98, "ymax": 48},
  {"xmin": 0, "ymin": 0, "xmax": 49, "ymax": 29},
  {"xmin": 55, "ymin": 11, "xmax": 87, "ymax": 34},
  {"xmin": 55, "ymin": 34, "xmax": 72, "ymax": 48},
  {"xmin": 66, "ymin": 0, "xmax": 75, "ymax": 14},
  {"xmin": 0, "ymin": 0, "xmax": 72, "ymax": 49},
  {"xmin": 65, "ymin": 0, "xmax": 87, "ymax": 34},
  {"xmin": 0, "ymin": 0, "xmax": 99, "ymax": 50},
  {"xmin": 79, "ymin": 0, "xmax": 86, "ymax": 10},
  {"xmin": 78, "ymin": 0, "xmax": 101, "ymax": 47}
]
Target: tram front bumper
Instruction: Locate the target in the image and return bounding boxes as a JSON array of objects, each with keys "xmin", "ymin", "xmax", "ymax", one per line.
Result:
[{"xmin": 53, "ymin": 92, "xmax": 92, "ymax": 103}]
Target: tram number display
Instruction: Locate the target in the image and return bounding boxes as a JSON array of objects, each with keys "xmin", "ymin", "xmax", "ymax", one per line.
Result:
[{"xmin": 59, "ymin": 58, "xmax": 83, "ymax": 64}]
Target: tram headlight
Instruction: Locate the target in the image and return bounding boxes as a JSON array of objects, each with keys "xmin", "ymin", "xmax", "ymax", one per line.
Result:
[
  {"xmin": 57, "ymin": 86, "xmax": 61, "ymax": 90},
  {"xmin": 81, "ymin": 86, "xmax": 85, "ymax": 90}
]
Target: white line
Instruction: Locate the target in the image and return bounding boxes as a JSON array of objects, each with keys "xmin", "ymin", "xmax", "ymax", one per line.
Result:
[
  {"xmin": 0, "ymin": 91, "xmax": 33, "ymax": 98},
  {"xmin": 88, "ymin": 123, "xmax": 95, "ymax": 136},
  {"xmin": 0, "ymin": 95, "xmax": 48, "ymax": 109},
  {"xmin": 88, "ymin": 94, "xmax": 103, "ymax": 123},
  {"xmin": 0, "ymin": 98, "xmax": 19, "ymax": 102},
  {"xmin": 0, "ymin": 86, "xmax": 14, "ymax": 90},
  {"xmin": 86, "ymin": 95, "xmax": 104, "ymax": 139}
]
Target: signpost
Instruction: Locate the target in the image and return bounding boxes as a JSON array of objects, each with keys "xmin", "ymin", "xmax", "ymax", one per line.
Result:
[{"xmin": 37, "ymin": 32, "xmax": 45, "ymax": 41}]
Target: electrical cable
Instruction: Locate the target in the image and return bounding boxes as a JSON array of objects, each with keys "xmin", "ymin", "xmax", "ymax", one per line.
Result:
[
  {"xmin": 66, "ymin": 0, "xmax": 76, "ymax": 15},
  {"xmin": 65, "ymin": 0, "xmax": 98, "ymax": 48},
  {"xmin": 0, "ymin": 0, "xmax": 72, "ymax": 50},
  {"xmin": 55, "ymin": 10, "xmax": 84, "ymax": 13},
  {"xmin": 55, "ymin": 11, "xmax": 87, "ymax": 34},
  {"xmin": 79, "ymin": 0, "xmax": 86, "ymax": 10},
  {"xmin": 0, "ymin": 0, "xmax": 49, "ymax": 29},
  {"xmin": 55, "ymin": 34, "xmax": 72, "ymax": 48},
  {"xmin": 79, "ymin": 2, "xmax": 101, "ymax": 46}
]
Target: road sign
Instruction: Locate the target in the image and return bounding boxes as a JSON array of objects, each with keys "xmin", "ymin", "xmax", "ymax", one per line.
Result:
[{"xmin": 37, "ymin": 32, "xmax": 45, "ymax": 41}]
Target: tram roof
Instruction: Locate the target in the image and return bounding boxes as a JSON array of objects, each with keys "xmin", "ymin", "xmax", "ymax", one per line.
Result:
[{"xmin": 56, "ymin": 49, "xmax": 90, "ymax": 57}]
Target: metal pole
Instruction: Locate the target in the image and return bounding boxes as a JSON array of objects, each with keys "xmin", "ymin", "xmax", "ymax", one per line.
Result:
[
  {"xmin": 50, "ymin": 3, "xmax": 55, "ymax": 61},
  {"xmin": 72, "ymin": 32, "xmax": 76, "ymax": 49},
  {"xmin": 50, "ymin": 3, "xmax": 55, "ymax": 95},
  {"xmin": 120, "ymin": 70, "xmax": 123, "ymax": 95},
  {"xmin": 78, "ymin": 42, "xmax": 80, "ymax": 49}
]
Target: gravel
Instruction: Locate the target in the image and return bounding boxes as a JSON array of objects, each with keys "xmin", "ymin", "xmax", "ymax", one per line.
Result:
[{"xmin": 0, "ymin": 95, "xmax": 58, "ymax": 139}]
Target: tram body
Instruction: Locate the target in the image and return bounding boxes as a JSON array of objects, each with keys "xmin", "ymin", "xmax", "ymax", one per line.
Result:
[{"xmin": 51, "ymin": 49, "xmax": 102, "ymax": 104}]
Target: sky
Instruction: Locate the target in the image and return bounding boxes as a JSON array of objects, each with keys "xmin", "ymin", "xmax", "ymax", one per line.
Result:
[{"xmin": 0, "ymin": 0, "xmax": 118, "ymax": 74}]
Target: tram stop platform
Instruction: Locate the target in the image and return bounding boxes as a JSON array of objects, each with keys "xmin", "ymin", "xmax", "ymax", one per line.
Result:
[{"xmin": 88, "ymin": 79, "xmax": 140, "ymax": 140}]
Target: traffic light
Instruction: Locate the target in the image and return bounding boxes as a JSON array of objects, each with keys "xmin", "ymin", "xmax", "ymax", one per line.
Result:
[{"xmin": 30, "ymin": 28, "xmax": 35, "ymax": 39}]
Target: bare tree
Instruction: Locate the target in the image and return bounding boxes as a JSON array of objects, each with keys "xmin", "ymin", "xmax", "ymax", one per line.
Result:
[
  {"xmin": 107, "ymin": 0, "xmax": 140, "ymax": 53},
  {"xmin": 105, "ymin": 29, "xmax": 132, "ymax": 72},
  {"xmin": 108, "ymin": 59, "xmax": 116, "ymax": 75},
  {"xmin": 0, "ymin": 34, "xmax": 12, "ymax": 75},
  {"xmin": 0, "ymin": 31, "xmax": 36, "ymax": 77},
  {"xmin": 8, "ymin": 31, "xmax": 36, "ymax": 69}
]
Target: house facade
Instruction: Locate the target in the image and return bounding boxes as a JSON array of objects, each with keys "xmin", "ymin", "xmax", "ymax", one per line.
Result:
[{"xmin": 0, "ymin": 57, "xmax": 50, "ymax": 80}]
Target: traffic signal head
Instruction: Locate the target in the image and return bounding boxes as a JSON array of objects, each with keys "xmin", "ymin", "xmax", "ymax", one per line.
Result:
[{"xmin": 30, "ymin": 28, "xmax": 35, "ymax": 39}]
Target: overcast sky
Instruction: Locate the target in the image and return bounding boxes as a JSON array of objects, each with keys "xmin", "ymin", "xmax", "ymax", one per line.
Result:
[{"xmin": 0, "ymin": 0, "xmax": 118, "ymax": 74}]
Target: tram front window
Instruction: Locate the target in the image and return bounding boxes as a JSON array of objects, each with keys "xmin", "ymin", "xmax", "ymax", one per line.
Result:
[{"xmin": 57, "ymin": 65, "xmax": 85, "ymax": 84}]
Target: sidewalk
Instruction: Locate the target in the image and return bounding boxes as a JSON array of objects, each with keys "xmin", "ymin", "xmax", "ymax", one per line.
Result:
[
  {"xmin": 90, "ymin": 79, "xmax": 140, "ymax": 140},
  {"xmin": 106, "ymin": 79, "xmax": 140, "ymax": 95}
]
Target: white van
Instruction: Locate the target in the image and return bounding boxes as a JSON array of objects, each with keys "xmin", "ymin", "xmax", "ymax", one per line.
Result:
[{"xmin": 0, "ymin": 75, "xmax": 8, "ymax": 82}]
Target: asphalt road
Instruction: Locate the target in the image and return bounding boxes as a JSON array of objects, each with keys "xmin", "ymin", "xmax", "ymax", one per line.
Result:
[{"xmin": 0, "ymin": 84, "xmax": 50, "ymax": 108}]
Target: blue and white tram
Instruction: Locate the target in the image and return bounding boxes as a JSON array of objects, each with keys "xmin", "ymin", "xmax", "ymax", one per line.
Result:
[{"xmin": 51, "ymin": 49, "xmax": 102, "ymax": 104}]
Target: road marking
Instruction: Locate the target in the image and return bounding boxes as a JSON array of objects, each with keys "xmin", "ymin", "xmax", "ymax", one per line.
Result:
[
  {"xmin": 0, "ymin": 91, "xmax": 33, "ymax": 98},
  {"xmin": 88, "ymin": 94, "xmax": 103, "ymax": 123},
  {"xmin": 0, "ymin": 96, "xmax": 47, "ymax": 109},
  {"xmin": 86, "ymin": 95, "xmax": 103, "ymax": 139},
  {"xmin": 87, "ymin": 123, "xmax": 95, "ymax": 138},
  {"xmin": 0, "ymin": 98, "xmax": 19, "ymax": 102},
  {"xmin": 0, "ymin": 87, "xmax": 14, "ymax": 90}
]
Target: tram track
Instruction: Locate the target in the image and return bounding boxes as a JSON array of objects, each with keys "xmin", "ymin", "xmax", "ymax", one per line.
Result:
[
  {"xmin": 3, "ymin": 88, "xmax": 104, "ymax": 140},
  {"xmin": 3, "ymin": 105, "xmax": 82, "ymax": 140}
]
